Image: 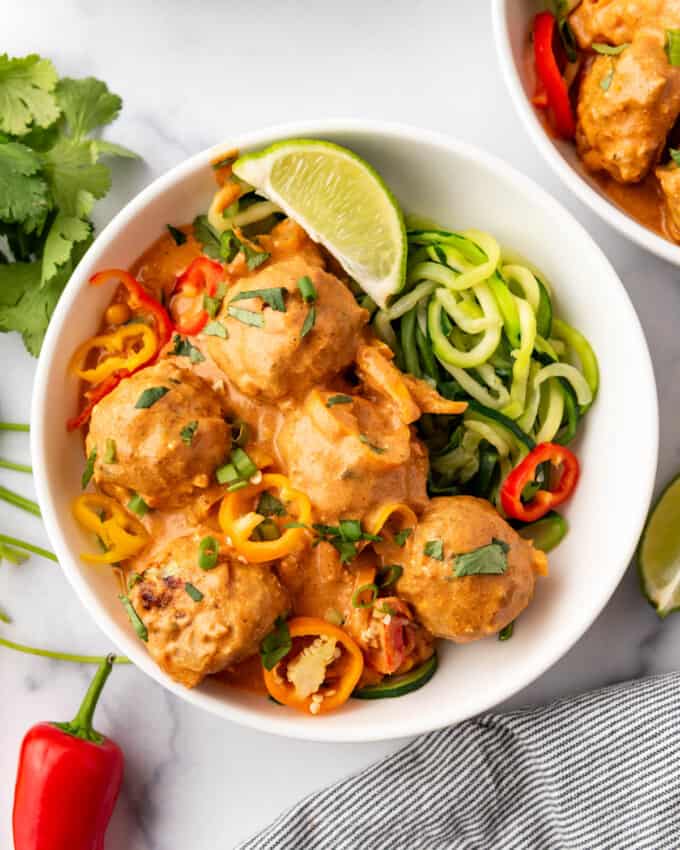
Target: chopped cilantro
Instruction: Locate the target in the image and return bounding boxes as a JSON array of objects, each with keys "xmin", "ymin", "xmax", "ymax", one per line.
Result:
[
  {"xmin": 227, "ymin": 306, "xmax": 264, "ymax": 328},
  {"xmin": 326, "ymin": 394, "xmax": 353, "ymax": 407},
  {"xmin": 135, "ymin": 386, "xmax": 169, "ymax": 409},
  {"xmin": 171, "ymin": 334, "xmax": 205, "ymax": 363},
  {"xmin": 424, "ymin": 539, "xmax": 444, "ymax": 561},
  {"xmin": 203, "ymin": 320, "xmax": 228, "ymax": 338},
  {"xmin": 167, "ymin": 224, "xmax": 186, "ymax": 245},
  {"xmin": 180, "ymin": 421, "xmax": 198, "ymax": 445},
  {"xmin": 452, "ymin": 539, "xmax": 509, "ymax": 577},
  {"xmin": 230, "ymin": 287, "xmax": 286, "ymax": 312}
]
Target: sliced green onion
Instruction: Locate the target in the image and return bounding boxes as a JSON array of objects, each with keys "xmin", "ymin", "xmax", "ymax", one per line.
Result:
[
  {"xmin": 326, "ymin": 394, "xmax": 353, "ymax": 408},
  {"xmin": 198, "ymin": 536, "xmax": 219, "ymax": 570},
  {"xmin": 498, "ymin": 622, "xmax": 514, "ymax": 641},
  {"xmin": 231, "ymin": 447, "xmax": 257, "ymax": 479},
  {"xmin": 104, "ymin": 438, "xmax": 117, "ymax": 464},
  {"xmin": 127, "ymin": 492, "xmax": 149, "ymax": 517},
  {"xmin": 185, "ymin": 582, "xmax": 204, "ymax": 602},
  {"xmin": 376, "ymin": 564, "xmax": 404, "ymax": 588},
  {"xmin": 352, "ymin": 583, "xmax": 378, "ymax": 609},
  {"xmin": 301, "ymin": 305, "xmax": 316, "ymax": 338},
  {"xmin": 216, "ymin": 462, "xmax": 239, "ymax": 485},
  {"xmin": 81, "ymin": 448, "xmax": 97, "ymax": 490},
  {"xmin": 227, "ymin": 480, "xmax": 249, "ymax": 492},
  {"xmin": 119, "ymin": 594, "xmax": 148, "ymax": 641}
]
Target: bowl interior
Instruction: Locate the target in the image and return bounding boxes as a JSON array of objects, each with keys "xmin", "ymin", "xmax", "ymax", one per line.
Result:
[
  {"xmin": 494, "ymin": 0, "xmax": 680, "ymax": 266},
  {"xmin": 32, "ymin": 122, "xmax": 658, "ymax": 742}
]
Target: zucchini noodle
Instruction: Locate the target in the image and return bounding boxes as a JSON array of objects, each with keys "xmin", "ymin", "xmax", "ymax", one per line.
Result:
[{"xmin": 367, "ymin": 223, "xmax": 598, "ymax": 506}]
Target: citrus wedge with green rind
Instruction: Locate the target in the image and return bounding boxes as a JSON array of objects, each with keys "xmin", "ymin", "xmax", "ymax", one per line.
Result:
[
  {"xmin": 639, "ymin": 473, "xmax": 680, "ymax": 617},
  {"xmin": 233, "ymin": 139, "xmax": 407, "ymax": 308}
]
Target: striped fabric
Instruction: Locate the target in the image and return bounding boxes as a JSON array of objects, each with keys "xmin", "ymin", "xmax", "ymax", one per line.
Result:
[{"xmin": 238, "ymin": 673, "xmax": 680, "ymax": 849}]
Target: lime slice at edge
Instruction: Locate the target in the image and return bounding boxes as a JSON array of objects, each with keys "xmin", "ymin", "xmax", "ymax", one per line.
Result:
[
  {"xmin": 233, "ymin": 139, "xmax": 406, "ymax": 308},
  {"xmin": 639, "ymin": 473, "xmax": 680, "ymax": 617}
]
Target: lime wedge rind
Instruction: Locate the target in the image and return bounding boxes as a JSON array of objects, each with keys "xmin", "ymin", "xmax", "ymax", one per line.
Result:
[
  {"xmin": 638, "ymin": 474, "xmax": 680, "ymax": 618},
  {"xmin": 233, "ymin": 139, "xmax": 407, "ymax": 308}
]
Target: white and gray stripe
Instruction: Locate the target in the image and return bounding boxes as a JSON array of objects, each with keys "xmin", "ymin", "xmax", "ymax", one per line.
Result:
[{"xmin": 237, "ymin": 673, "xmax": 680, "ymax": 849}]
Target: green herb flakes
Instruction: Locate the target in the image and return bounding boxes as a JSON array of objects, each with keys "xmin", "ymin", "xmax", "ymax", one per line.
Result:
[
  {"xmin": 119, "ymin": 594, "xmax": 148, "ymax": 642},
  {"xmin": 135, "ymin": 386, "xmax": 169, "ymax": 409},
  {"xmin": 452, "ymin": 538, "xmax": 509, "ymax": 578},
  {"xmin": 228, "ymin": 306, "xmax": 264, "ymax": 328},
  {"xmin": 81, "ymin": 447, "xmax": 96, "ymax": 489},
  {"xmin": 301, "ymin": 305, "xmax": 316, "ymax": 338},
  {"xmin": 230, "ymin": 287, "xmax": 286, "ymax": 312},
  {"xmin": 424, "ymin": 539, "xmax": 444, "ymax": 561},
  {"xmin": 260, "ymin": 615, "xmax": 292, "ymax": 670},
  {"xmin": 326, "ymin": 394, "xmax": 353, "ymax": 407},
  {"xmin": 185, "ymin": 582, "xmax": 204, "ymax": 602},
  {"xmin": 203, "ymin": 321, "xmax": 228, "ymax": 338},
  {"xmin": 180, "ymin": 420, "xmax": 198, "ymax": 445},
  {"xmin": 171, "ymin": 334, "xmax": 205, "ymax": 363}
]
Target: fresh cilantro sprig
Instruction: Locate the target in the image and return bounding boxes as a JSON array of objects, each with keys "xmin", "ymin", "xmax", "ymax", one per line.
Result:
[{"xmin": 0, "ymin": 55, "xmax": 138, "ymax": 354}]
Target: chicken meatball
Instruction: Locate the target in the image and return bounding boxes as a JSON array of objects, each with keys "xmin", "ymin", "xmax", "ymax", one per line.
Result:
[
  {"xmin": 276, "ymin": 388, "xmax": 428, "ymax": 521},
  {"xmin": 397, "ymin": 497, "xmax": 546, "ymax": 642},
  {"xmin": 576, "ymin": 28, "xmax": 680, "ymax": 183},
  {"xmin": 128, "ymin": 532, "xmax": 289, "ymax": 687},
  {"xmin": 570, "ymin": 0, "xmax": 679, "ymax": 49},
  {"xmin": 656, "ymin": 162, "xmax": 680, "ymax": 239},
  {"xmin": 207, "ymin": 255, "xmax": 368, "ymax": 401},
  {"xmin": 87, "ymin": 361, "xmax": 229, "ymax": 509}
]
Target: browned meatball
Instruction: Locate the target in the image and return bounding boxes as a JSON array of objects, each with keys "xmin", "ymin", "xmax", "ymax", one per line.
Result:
[
  {"xmin": 207, "ymin": 255, "xmax": 368, "ymax": 401},
  {"xmin": 276, "ymin": 388, "xmax": 428, "ymax": 521},
  {"xmin": 656, "ymin": 162, "xmax": 680, "ymax": 238},
  {"xmin": 128, "ymin": 532, "xmax": 289, "ymax": 688},
  {"xmin": 570, "ymin": 0, "xmax": 679, "ymax": 49},
  {"xmin": 86, "ymin": 361, "xmax": 229, "ymax": 509},
  {"xmin": 397, "ymin": 497, "xmax": 546, "ymax": 642},
  {"xmin": 576, "ymin": 28, "xmax": 680, "ymax": 183}
]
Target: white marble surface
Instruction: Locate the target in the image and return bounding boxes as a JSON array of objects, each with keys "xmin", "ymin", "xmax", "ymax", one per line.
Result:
[{"xmin": 1, "ymin": 1, "xmax": 678, "ymax": 847}]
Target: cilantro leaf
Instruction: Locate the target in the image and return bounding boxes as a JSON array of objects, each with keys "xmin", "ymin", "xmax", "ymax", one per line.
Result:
[
  {"xmin": 0, "ymin": 54, "xmax": 59, "ymax": 136},
  {"xmin": 92, "ymin": 140, "xmax": 138, "ymax": 159},
  {"xmin": 40, "ymin": 137, "xmax": 111, "ymax": 218},
  {"xmin": 0, "ymin": 142, "xmax": 51, "ymax": 233},
  {"xmin": 424, "ymin": 539, "xmax": 444, "ymax": 560},
  {"xmin": 55, "ymin": 77, "xmax": 121, "ymax": 138},
  {"xmin": 0, "ymin": 260, "xmax": 63, "ymax": 354},
  {"xmin": 452, "ymin": 539, "xmax": 510, "ymax": 578},
  {"xmin": 260, "ymin": 615, "xmax": 291, "ymax": 670},
  {"xmin": 41, "ymin": 212, "xmax": 91, "ymax": 285},
  {"xmin": 230, "ymin": 287, "xmax": 286, "ymax": 312},
  {"xmin": 192, "ymin": 215, "xmax": 222, "ymax": 259}
]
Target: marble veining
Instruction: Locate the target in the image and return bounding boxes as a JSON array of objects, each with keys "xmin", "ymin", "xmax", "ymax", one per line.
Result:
[{"xmin": 2, "ymin": 1, "xmax": 678, "ymax": 847}]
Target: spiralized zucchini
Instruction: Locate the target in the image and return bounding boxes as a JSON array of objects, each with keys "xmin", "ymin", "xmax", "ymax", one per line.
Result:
[{"xmin": 372, "ymin": 226, "xmax": 598, "ymax": 505}]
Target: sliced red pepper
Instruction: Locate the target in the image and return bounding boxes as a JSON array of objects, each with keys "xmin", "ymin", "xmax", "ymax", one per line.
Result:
[
  {"xmin": 500, "ymin": 442, "xmax": 580, "ymax": 523},
  {"xmin": 170, "ymin": 257, "xmax": 224, "ymax": 335},
  {"xmin": 90, "ymin": 268, "xmax": 174, "ymax": 352},
  {"xmin": 67, "ymin": 270, "xmax": 175, "ymax": 431},
  {"xmin": 533, "ymin": 12, "xmax": 576, "ymax": 139},
  {"xmin": 67, "ymin": 373, "xmax": 123, "ymax": 432}
]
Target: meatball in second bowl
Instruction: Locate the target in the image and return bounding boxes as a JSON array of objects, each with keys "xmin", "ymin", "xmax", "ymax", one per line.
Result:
[{"xmin": 86, "ymin": 361, "xmax": 230, "ymax": 509}]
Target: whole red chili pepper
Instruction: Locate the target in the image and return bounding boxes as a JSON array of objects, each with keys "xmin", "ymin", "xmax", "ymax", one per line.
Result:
[
  {"xmin": 170, "ymin": 256, "xmax": 225, "ymax": 335},
  {"xmin": 501, "ymin": 442, "xmax": 580, "ymax": 523},
  {"xmin": 533, "ymin": 11, "xmax": 576, "ymax": 139},
  {"xmin": 13, "ymin": 654, "xmax": 124, "ymax": 850}
]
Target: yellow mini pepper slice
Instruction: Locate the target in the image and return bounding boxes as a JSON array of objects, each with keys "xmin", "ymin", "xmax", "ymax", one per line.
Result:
[
  {"xmin": 72, "ymin": 493, "xmax": 149, "ymax": 563},
  {"xmin": 70, "ymin": 324, "xmax": 157, "ymax": 384},
  {"xmin": 218, "ymin": 473, "xmax": 311, "ymax": 563}
]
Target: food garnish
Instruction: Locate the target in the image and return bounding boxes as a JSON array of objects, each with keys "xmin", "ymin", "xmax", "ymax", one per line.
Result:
[{"xmin": 452, "ymin": 539, "xmax": 509, "ymax": 578}]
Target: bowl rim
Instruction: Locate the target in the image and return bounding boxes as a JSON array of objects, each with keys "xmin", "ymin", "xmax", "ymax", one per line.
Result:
[
  {"xmin": 31, "ymin": 118, "xmax": 659, "ymax": 742},
  {"xmin": 491, "ymin": 0, "xmax": 680, "ymax": 267}
]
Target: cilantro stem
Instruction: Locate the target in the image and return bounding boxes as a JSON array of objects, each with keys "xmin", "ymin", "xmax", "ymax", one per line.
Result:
[
  {"xmin": 0, "ymin": 636, "xmax": 131, "ymax": 664},
  {"xmin": 0, "ymin": 485, "xmax": 40, "ymax": 516},
  {"xmin": 0, "ymin": 422, "xmax": 29, "ymax": 432},
  {"xmin": 0, "ymin": 458, "xmax": 32, "ymax": 474},
  {"xmin": 0, "ymin": 534, "xmax": 56, "ymax": 562}
]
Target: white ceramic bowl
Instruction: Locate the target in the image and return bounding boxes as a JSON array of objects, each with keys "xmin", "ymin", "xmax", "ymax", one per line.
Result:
[
  {"xmin": 492, "ymin": 0, "xmax": 680, "ymax": 266},
  {"xmin": 31, "ymin": 120, "xmax": 658, "ymax": 742}
]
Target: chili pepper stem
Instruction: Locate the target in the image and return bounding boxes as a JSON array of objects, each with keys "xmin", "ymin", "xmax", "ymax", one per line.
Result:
[
  {"xmin": 0, "ymin": 636, "xmax": 130, "ymax": 664},
  {"xmin": 0, "ymin": 422, "xmax": 29, "ymax": 432},
  {"xmin": 56, "ymin": 654, "xmax": 116, "ymax": 743}
]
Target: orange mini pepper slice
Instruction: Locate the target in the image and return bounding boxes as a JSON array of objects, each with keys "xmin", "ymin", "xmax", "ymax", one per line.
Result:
[
  {"xmin": 70, "ymin": 324, "xmax": 158, "ymax": 384},
  {"xmin": 218, "ymin": 473, "xmax": 311, "ymax": 563},
  {"xmin": 262, "ymin": 617, "xmax": 364, "ymax": 715},
  {"xmin": 72, "ymin": 494, "xmax": 149, "ymax": 564}
]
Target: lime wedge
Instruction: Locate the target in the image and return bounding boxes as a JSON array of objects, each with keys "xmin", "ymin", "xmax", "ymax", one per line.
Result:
[
  {"xmin": 233, "ymin": 139, "xmax": 406, "ymax": 307},
  {"xmin": 639, "ymin": 474, "xmax": 680, "ymax": 617}
]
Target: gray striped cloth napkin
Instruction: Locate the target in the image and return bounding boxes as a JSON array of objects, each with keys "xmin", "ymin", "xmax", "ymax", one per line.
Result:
[{"xmin": 238, "ymin": 672, "xmax": 680, "ymax": 849}]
